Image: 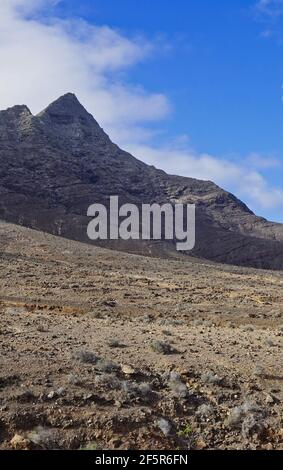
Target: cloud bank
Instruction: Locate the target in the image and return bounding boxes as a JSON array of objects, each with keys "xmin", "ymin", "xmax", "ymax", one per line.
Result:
[
  {"xmin": 0, "ymin": 0, "xmax": 170, "ymax": 132},
  {"xmin": 126, "ymin": 143, "xmax": 283, "ymax": 212},
  {"xmin": 0, "ymin": 0, "xmax": 282, "ymax": 220}
]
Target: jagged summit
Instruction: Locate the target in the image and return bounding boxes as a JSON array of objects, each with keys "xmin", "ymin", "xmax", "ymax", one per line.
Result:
[
  {"xmin": 57, "ymin": 92, "xmax": 79, "ymax": 103},
  {"xmin": 0, "ymin": 95, "xmax": 283, "ymax": 269},
  {"xmin": 37, "ymin": 93, "xmax": 90, "ymax": 119},
  {"xmin": 0, "ymin": 94, "xmax": 110, "ymax": 149},
  {"xmin": 0, "ymin": 104, "xmax": 31, "ymax": 117},
  {"xmin": 0, "ymin": 94, "xmax": 87, "ymax": 119},
  {"xmin": 35, "ymin": 93, "xmax": 108, "ymax": 147},
  {"xmin": 9, "ymin": 104, "xmax": 31, "ymax": 115}
]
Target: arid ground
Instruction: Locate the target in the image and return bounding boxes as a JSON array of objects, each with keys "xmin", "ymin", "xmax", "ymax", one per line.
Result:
[{"xmin": 0, "ymin": 221, "xmax": 282, "ymax": 450}]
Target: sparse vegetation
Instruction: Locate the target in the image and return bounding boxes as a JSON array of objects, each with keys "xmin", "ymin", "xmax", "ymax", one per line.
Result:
[
  {"xmin": 177, "ymin": 423, "xmax": 193, "ymax": 438},
  {"xmin": 241, "ymin": 414, "xmax": 266, "ymax": 440},
  {"xmin": 168, "ymin": 371, "xmax": 188, "ymax": 398},
  {"xmin": 122, "ymin": 380, "xmax": 153, "ymax": 402},
  {"xmin": 157, "ymin": 418, "xmax": 172, "ymax": 437},
  {"xmin": 196, "ymin": 404, "xmax": 215, "ymax": 420},
  {"xmin": 94, "ymin": 373, "xmax": 121, "ymax": 390},
  {"xmin": 73, "ymin": 350, "xmax": 99, "ymax": 364},
  {"xmin": 27, "ymin": 427, "xmax": 57, "ymax": 450},
  {"xmin": 226, "ymin": 401, "xmax": 266, "ymax": 440},
  {"xmin": 151, "ymin": 340, "xmax": 176, "ymax": 355},
  {"xmin": 80, "ymin": 441, "xmax": 99, "ymax": 450},
  {"xmin": 201, "ymin": 371, "xmax": 222, "ymax": 385},
  {"xmin": 95, "ymin": 358, "xmax": 119, "ymax": 373}
]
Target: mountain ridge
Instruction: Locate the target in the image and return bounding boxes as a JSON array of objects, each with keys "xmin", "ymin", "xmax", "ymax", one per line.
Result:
[{"xmin": 1, "ymin": 93, "xmax": 283, "ymax": 269}]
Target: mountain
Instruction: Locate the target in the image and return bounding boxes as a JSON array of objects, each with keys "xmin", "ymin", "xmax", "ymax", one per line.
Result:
[{"xmin": 0, "ymin": 93, "xmax": 283, "ymax": 269}]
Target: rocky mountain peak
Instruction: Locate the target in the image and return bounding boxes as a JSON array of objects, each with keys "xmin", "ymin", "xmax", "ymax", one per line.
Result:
[
  {"xmin": 36, "ymin": 93, "xmax": 109, "ymax": 148},
  {"xmin": 8, "ymin": 104, "xmax": 32, "ymax": 116},
  {"xmin": 0, "ymin": 104, "xmax": 33, "ymax": 141},
  {"xmin": 0, "ymin": 104, "xmax": 31, "ymax": 121},
  {"xmin": 38, "ymin": 93, "xmax": 88, "ymax": 118}
]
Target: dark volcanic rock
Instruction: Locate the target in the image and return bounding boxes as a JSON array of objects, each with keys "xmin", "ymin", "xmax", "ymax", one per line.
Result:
[{"xmin": 1, "ymin": 93, "xmax": 283, "ymax": 269}]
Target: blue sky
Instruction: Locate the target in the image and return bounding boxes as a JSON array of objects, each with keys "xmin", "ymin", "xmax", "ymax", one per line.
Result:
[
  {"xmin": 0, "ymin": 0, "xmax": 283, "ymax": 221},
  {"xmin": 55, "ymin": 0, "xmax": 283, "ymax": 155}
]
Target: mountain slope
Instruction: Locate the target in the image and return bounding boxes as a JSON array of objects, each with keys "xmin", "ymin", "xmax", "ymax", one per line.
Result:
[
  {"xmin": 0, "ymin": 93, "xmax": 283, "ymax": 269},
  {"xmin": 1, "ymin": 220, "xmax": 282, "ymax": 450}
]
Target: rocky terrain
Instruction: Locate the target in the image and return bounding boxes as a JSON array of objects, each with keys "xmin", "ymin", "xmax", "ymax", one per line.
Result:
[
  {"xmin": 1, "ymin": 93, "xmax": 283, "ymax": 269},
  {"xmin": 0, "ymin": 221, "xmax": 282, "ymax": 450}
]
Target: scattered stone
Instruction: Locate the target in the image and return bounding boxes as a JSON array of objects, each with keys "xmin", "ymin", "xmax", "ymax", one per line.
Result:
[
  {"xmin": 242, "ymin": 325, "xmax": 254, "ymax": 332},
  {"xmin": 121, "ymin": 364, "xmax": 136, "ymax": 375},
  {"xmin": 10, "ymin": 434, "xmax": 30, "ymax": 450},
  {"xmin": 162, "ymin": 330, "xmax": 172, "ymax": 336},
  {"xmin": 265, "ymin": 393, "xmax": 276, "ymax": 405},
  {"xmin": 253, "ymin": 365, "xmax": 265, "ymax": 378},
  {"xmin": 108, "ymin": 339, "xmax": 123, "ymax": 348},
  {"xmin": 103, "ymin": 300, "xmax": 117, "ymax": 308},
  {"xmin": 195, "ymin": 439, "xmax": 207, "ymax": 450}
]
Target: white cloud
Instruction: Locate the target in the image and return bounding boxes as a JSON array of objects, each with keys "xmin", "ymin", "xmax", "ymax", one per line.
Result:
[
  {"xmin": 0, "ymin": 1, "xmax": 282, "ymax": 219},
  {"xmin": 0, "ymin": 1, "xmax": 170, "ymax": 130},
  {"xmin": 125, "ymin": 143, "xmax": 283, "ymax": 213}
]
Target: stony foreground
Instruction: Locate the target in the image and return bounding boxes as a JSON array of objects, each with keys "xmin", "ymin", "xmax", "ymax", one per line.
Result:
[{"xmin": 0, "ymin": 221, "xmax": 282, "ymax": 450}]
